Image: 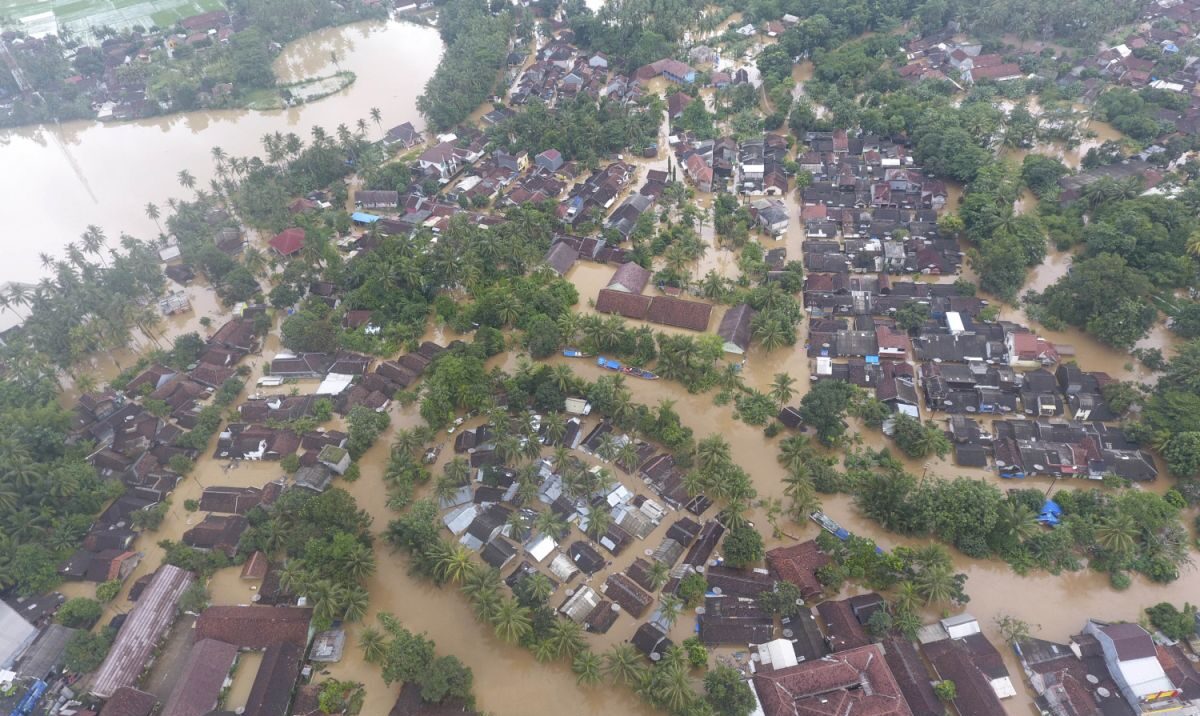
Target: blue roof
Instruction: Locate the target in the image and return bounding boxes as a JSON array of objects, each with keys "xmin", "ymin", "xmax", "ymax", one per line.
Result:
[
  {"xmin": 351, "ymin": 212, "xmax": 381, "ymax": 223},
  {"xmin": 1040, "ymin": 499, "xmax": 1062, "ymax": 515}
]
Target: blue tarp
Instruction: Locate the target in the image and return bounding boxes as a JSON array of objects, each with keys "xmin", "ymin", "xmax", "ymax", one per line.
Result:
[
  {"xmin": 351, "ymin": 212, "xmax": 381, "ymax": 224},
  {"xmin": 1037, "ymin": 499, "xmax": 1063, "ymax": 525},
  {"xmin": 597, "ymin": 357, "xmax": 620, "ymax": 370}
]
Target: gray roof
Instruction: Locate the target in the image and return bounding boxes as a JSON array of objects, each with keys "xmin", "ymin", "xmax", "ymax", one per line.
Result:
[
  {"xmin": 717, "ymin": 304, "xmax": 756, "ymax": 352},
  {"xmin": 545, "ymin": 242, "xmax": 579, "ymax": 275},
  {"xmin": 15, "ymin": 623, "xmax": 77, "ymax": 679},
  {"xmin": 0, "ymin": 599, "xmax": 36, "ymax": 668}
]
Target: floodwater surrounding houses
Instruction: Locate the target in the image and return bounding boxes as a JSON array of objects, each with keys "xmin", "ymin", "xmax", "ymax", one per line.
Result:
[
  {"xmin": 6, "ymin": 11, "xmax": 1200, "ymax": 716},
  {"xmin": 0, "ymin": 19, "xmax": 442, "ymax": 307}
]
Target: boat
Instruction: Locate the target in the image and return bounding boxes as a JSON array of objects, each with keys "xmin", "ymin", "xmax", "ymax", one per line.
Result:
[
  {"xmin": 810, "ymin": 511, "xmax": 851, "ymax": 541},
  {"xmin": 597, "ymin": 357, "xmax": 659, "ymax": 380},
  {"xmin": 562, "ymin": 348, "xmax": 591, "ymax": 358}
]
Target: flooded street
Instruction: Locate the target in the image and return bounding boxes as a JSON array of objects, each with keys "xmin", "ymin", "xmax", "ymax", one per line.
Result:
[{"xmin": 0, "ymin": 19, "xmax": 442, "ymax": 288}]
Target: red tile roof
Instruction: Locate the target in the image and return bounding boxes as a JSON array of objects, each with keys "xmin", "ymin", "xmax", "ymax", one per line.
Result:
[
  {"xmin": 765, "ymin": 541, "xmax": 829, "ymax": 600},
  {"xmin": 646, "ymin": 295, "xmax": 713, "ymax": 331},
  {"xmin": 194, "ymin": 605, "xmax": 312, "ymax": 649},
  {"xmin": 595, "ymin": 289, "xmax": 652, "ymax": 320},
  {"xmin": 269, "ymin": 228, "xmax": 305, "ymax": 256},
  {"xmin": 754, "ymin": 644, "xmax": 913, "ymax": 716}
]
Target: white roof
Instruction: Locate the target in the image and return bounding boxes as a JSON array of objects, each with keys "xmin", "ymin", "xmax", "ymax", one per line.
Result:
[
  {"xmin": 526, "ymin": 534, "xmax": 557, "ymax": 562},
  {"xmin": 564, "ymin": 398, "xmax": 592, "ymax": 415},
  {"xmin": 549, "ymin": 552, "xmax": 579, "ymax": 581},
  {"xmin": 316, "ymin": 373, "xmax": 355, "ymax": 396},
  {"xmin": 757, "ymin": 639, "xmax": 798, "ymax": 669},
  {"xmin": 443, "ymin": 504, "xmax": 478, "ymax": 535},
  {"xmin": 0, "ymin": 601, "xmax": 35, "ymax": 668},
  {"xmin": 1119, "ymin": 656, "xmax": 1175, "ymax": 697},
  {"xmin": 990, "ymin": 676, "xmax": 1017, "ymax": 699}
]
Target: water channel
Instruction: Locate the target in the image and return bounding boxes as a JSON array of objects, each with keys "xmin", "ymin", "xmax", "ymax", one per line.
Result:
[{"xmin": 7, "ymin": 15, "xmax": 1197, "ymax": 716}]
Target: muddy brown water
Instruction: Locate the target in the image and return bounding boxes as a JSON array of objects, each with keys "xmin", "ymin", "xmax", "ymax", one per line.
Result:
[
  {"xmin": 32, "ymin": 24, "xmax": 1197, "ymax": 714},
  {"xmin": 0, "ymin": 20, "xmax": 441, "ymax": 302}
]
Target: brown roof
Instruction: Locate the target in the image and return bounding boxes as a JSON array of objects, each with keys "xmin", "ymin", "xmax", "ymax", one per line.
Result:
[
  {"xmin": 718, "ymin": 303, "xmax": 757, "ymax": 351},
  {"xmin": 194, "ymin": 605, "xmax": 312, "ymax": 649},
  {"xmin": 99, "ymin": 687, "xmax": 158, "ymax": 716},
  {"xmin": 606, "ymin": 262, "xmax": 652, "ymax": 293},
  {"xmin": 595, "ymin": 289, "xmax": 652, "ymax": 320},
  {"xmin": 881, "ymin": 636, "xmax": 943, "ymax": 716},
  {"xmin": 244, "ymin": 642, "xmax": 304, "ymax": 716},
  {"xmin": 162, "ymin": 638, "xmax": 239, "ymax": 716},
  {"xmin": 753, "ymin": 644, "xmax": 913, "ymax": 716},
  {"xmin": 241, "ymin": 551, "xmax": 269, "ymax": 580},
  {"xmin": 646, "ymin": 296, "xmax": 712, "ymax": 331},
  {"xmin": 389, "ymin": 682, "xmax": 480, "ymax": 716},
  {"xmin": 816, "ymin": 599, "xmax": 869, "ymax": 652},
  {"xmin": 182, "ymin": 514, "xmax": 247, "ymax": 556},
  {"xmin": 765, "ymin": 541, "xmax": 829, "ymax": 601},
  {"xmin": 920, "ymin": 639, "xmax": 1005, "ymax": 716},
  {"xmin": 603, "ymin": 572, "xmax": 653, "ymax": 617}
]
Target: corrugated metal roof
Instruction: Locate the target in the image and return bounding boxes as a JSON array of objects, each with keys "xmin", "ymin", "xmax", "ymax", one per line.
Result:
[{"xmin": 91, "ymin": 564, "xmax": 195, "ymax": 698}]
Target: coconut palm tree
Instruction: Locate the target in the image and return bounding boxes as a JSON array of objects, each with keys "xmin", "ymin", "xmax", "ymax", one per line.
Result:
[
  {"xmin": 603, "ymin": 643, "xmax": 644, "ymax": 686},
  {"xmin": 893, "ymin": 581, "xmax": 921, "ymax": 614},
  {"xmin": 177, "ymin": 169, "xmax": 196, "ymax": 191},
  {"xmin": 647, "ymin": 560, "xmax": 670, "ymax": 591},
  {"xmin": 770, "ymin": 372, "xmax": 796, "ymax": 409},
  {"xmin": 444, "ymin": 456, "xmax": 471, "ymax": 485},
  {"xmin": 341, "ymin": 585, "xmax": 369, "ymax": 622},
  {"xmin": 777, "ymin": 435, "xmax": 813, "ymax": 474},
  {"xmin": 573, "ymin": 650, "xmax": 603, "ymax": 686},
  {"xmin": 914, "ymin": 563, "xmax": 957, "ymax": 605},
  {"xmin": 997, "ymin": 501, "xmax": 1040, "ymax": 543},
  {"xmin": 526, "ymin": 572, "xmax": 554, "ymax": 604},
  {"xmin": 242, "ymin": 247, "xmax": 268, "ymax": 277},
  {"xmin": 534, "ymin": 509, "xmax": 568, "ymax": 540},
  {"xmin": 360, "ymin": 626, "xmax": 387, "ymax": 663},
  {"xmin": 548, "ymin": 618, "xmax": 586, "ymax": 659},
  {"xmin": 1186, "ymin": 228, "xmax": 1200, "ymax": 257},
  {"xmin": 492, "ymin": 597, "xmax": 532, "ymax": 643},
  {"xmin": 471, "ymin": 586, "xmax": 502, "ymax": 621},
  {"xmin": 370, "ymin": 107, "xmax": 382, "ymax": 132},
  {"xmin": 597, "ymin": 433, "xmax": 620, "ymax": 462},
  {"xmin": 658, "ymin": 594, "xmax": 683, "ymax": 628},
  {"xmin": 1096, "ymin": 513, "xmax": 1139, "ymax": 556},
  {"xmin": 343, "ymin": 543, "xmax": 376, "ymax": 582},
  {"xmin": 434, "ymin": 475, "xmax": 464, "ymax": 504},
  {"xmin": 694, "ymin": 434, "xmax": 731, "ymax": 474},
  {"xmin": 436, "ymin": 544, "xmax": 475, "ymax": 584},
  {"xmin": 533, "ymin": 638, "xmax": 558, "ymax": 663},
  {"xmin": 585, "ymin": 507, "xmax": 613, "ymax": 542},
  {"xmin": 542, "ymin": 412, "xmax": 567, "ymax": 446},
  {"xmin": 616, "ymin": 441, "xmax": 640, "ymax": 473}
]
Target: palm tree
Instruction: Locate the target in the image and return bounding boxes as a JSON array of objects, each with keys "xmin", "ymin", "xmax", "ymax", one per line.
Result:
[
  {"xmin": 534, "ymin": 509, "xmax": 568, "ymax": 540},
  {"xmin": 533, "ymin": 638, "xmax": 558, "ymax": 663},
  {"xmin": 548, "ymin": 618, "xmax": 586, "ymax": 659},
  {"xmin": 1186, "ymin": 228, "xmax": 1200, "ymax": 257},
  {"xmin": 997, "ymin": 502, "xmax": 1040, "ymax": 542},
  {"xmin": 177, "ymin": 169, "xmax": 196, "ymax": 191},
  {"xmin": 370, "ymin": 107, "xmax": 382, "ymax": 133},
  {"xmin": 777, "ymin": 435, "xmax": 813, "ymax": 474},
  {"xmin": 360, "ymin": 626, "xmax": 387, "ymax": 663},
  {"xmin": 445, "ymin": 456, "xmax": 471, "ymax": 485},
  {"xmin": 461, "ymin": 565, "xmax": 502, "ymax": 601},
  {"xmin": 783, "ymin": 468, "xmax": 820, "ymax": 518},
  {"xmin": 342, "ymin": 543, "xmax": 376, "ymax": 582},
  {"xmin": 573, "ymin": 650, "xmax": 603, "ymax": 686},
  {"xmin": 616, "ymin": 441, "xmax": 640, "ymax": 473},
  {"xmin": 770, "ymin": 372, "xmax": 796, "ymax": 409},
  {"xmin": 694, "ymin": 435, "xmax": 731, "ymax": 474},
  {"xmin": 491, "ymin": 597, "xmax": 532, "ymax": 643},
  {"xmin": 242, "ymin": 247, "xmax": 268, "ymax": 277},
  {"xmin": 603, "ymin": 644, "xmax": 644, "ymax": 686},
  {"xmin": 526, "ymin": 572, "xmax": 554, "ymax": 604},
  {"xmin": 915, "ymin": 563, "xmax": 957, "ymax": 605},
  {"xmin": 436, "ymin": 543, "xmax": 475, "ymax": 584},
  {"xmin": 341, "ymin": 585, "xmax": 369, "ymax": 622},
  {"xmin": 1096, "ymin": 513, "xmax": 1139, "ymax": 556},
  {"xmin": 542, "ymin": 412, "xmax": 567, "ymax": 446},
  {"xmin": 658, "ymin": 594, "xmax": 683, "ymax": 628},
  {"xmin": 597, "ymin": 433, "xmax": 620, "ymax": 461},
  {"xmin": 647, "ymin": 560, "xmax": 670, "ymax": 591},
  {"xmin": 470, "ymin": 586, "xmax": 502, "ymax": 622},
  {"xmin": 356, "ymin": 118, "xmax": 369, "ymax": 137},
  {"xmin": 585, "ymin": 507, "xmax": 612, "ymax": 542},
  {"xmin": 893, "ymin": 581, "xmax": 921, "ymax": 614}
]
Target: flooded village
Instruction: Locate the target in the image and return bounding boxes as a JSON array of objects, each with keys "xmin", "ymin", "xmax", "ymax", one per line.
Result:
[{"xmin": 2, "ymin": 0, "xmax": 1200, "ymax": 715}]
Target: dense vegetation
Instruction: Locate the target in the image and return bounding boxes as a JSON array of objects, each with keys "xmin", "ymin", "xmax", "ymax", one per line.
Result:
[
  {"xmin": 489, "ymin": 96, "xmax": 664, "ymax": 165},
  {"xmin": 418, "ymin": 0, "xmax": 513, "ymax": 130}
]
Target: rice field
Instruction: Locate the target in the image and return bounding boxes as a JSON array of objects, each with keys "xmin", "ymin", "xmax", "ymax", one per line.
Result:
[{"xmin": 0, "ymin": 0, "xmax": 226, "ymax": 38}]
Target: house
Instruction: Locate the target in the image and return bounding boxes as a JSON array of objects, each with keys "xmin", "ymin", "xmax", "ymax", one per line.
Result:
[
  {"xmin": 752, "ymin": 644, "xmax": 914, "ymax": 716},
  {"xmin": 603, "ymin": 573, "xmax": 653, "ymax": 617},
  {"xmin": 765, "ymin": 541, "xmax": 829, "ymax": 601},
  {"xmin": 268, "ymin": 228, "xmax": 305, "ymax": 257},
  {"xmin": 161, "ymin": 638, "xmax": 239, "ymax": 716},
  {"xmin": 636, "ymin": 58, "xmax": 697, "ymax": 84},
  {"xmin": 596, "ymin": 289, "xmax": 652, "ymax": 320},
  {"xmin": 1084, "ymin": 620, "xmax": 1185, "ymax": 714},
  {"xmin": 91, "ymin": 565, "xmax": 195, "ymax": 697},
  {"xmin": 668, "ymin": 91, "xmax": 693, "ymax": 120},
  {"xmin": 647, "ymin": 296, "xmax": 713, "ymax": 331},
  {"xmin": 199, "ymin": 486, "xmax": 261, "ymax": 514},
  {"xmin": 388, "ymin": 681, "xmax": 480, "ymax": 716},
  {"xmin": 356, "ymin": 190, "xmax": 399, "ymax": 209},
  {"xmin": 183, "ymin": 515, "xmax": 247, "ymax": 557},
  {"xmin": 14, "ymin": 623, "xmax": 76, "ymax": 680},
  {"xmin": 383, "ymin": 122, "xmax": 422, "ymax": 148},
  {"xmin": 418, "ymin": 140, "xmax": 460, "ymax": 178},
  {"xmin": 545, "ymin": 242, "xmax": 579, "ymax": 275},
  {"xmin": 1007, "ymin": 331, "xmax": 1060, "ymax": 368},
  {"xmin": 98, "ymin": 687, "xmax": 158, "ymax": 716},
  {"xmin": 195, "ymin": 605, "xmax": 313, "ymax": 649},
  {"xmin": 535, "ymin": 149, "xmax": 564, "ymax": 173},
  {"xmin": 607, "ymin": 262, "xmax": 652, "ymax": 294},
  {"xmin": 241, "ymin": 551, "xmax": 269, "ymax": 581},
  {"xmin": 0, "ymin": 599, "xmax": 36, "ymax": 669},
  {"xmin": 243, "ymin": 641, "xmax": 303, "ymax": 716},
  {"xmin": 921, "ymin": 637, "xmax": 1007, "ymax": 716},
  {"xmin": 752, "ymin": 199, "xmax": 789, "ymax": 235},
  {"xmin": 816, "ymin": 599, "xmax": 870, "ymax": 652}
]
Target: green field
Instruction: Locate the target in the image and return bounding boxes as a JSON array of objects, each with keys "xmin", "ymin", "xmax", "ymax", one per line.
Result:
[{"xmin": 0, "ymin": 0, "xmax": 226, "ymax": 38}]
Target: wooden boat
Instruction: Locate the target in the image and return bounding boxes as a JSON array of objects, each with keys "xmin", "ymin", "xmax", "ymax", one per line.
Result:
[
  {"xmin": 562, "ymin": 348, "xmax": 591, "ymax": 358},
  {"xmin": 596, "ymin": 357, "xmax": 658, "ymax": 380}
]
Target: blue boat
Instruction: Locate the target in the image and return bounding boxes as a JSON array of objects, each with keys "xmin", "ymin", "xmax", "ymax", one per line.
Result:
[
  {"xmin": 596, "ymin": 356, "xmax": 659, "ymax": 380},
  {"xmin": 562, "ymin": 348, "xmax": 591, "ymax": 358}
]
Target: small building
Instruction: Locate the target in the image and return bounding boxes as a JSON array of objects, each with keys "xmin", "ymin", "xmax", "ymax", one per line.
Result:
[
  {"xmin": 268, "ymin": 228, "xmax": 305, "ymax": 257},
  {"xmin": 98, "ymin": 687, "xmax": 158, "ymax": 716},
  {"xmin": 244, "ymin": 641, "xmax": 304, "ymax": 716},
  {"xmin": 717, "ymin": 304, "xmax": 756, "ymax": 355},
  {"xmin": 182, "ymin": 515, "xmax": 247, "ymax": 557},
  {"xmin": 161, "ymin": 638, "xmax": 239, "ymax": 716},
  {"xmin": 195, "ymin": 605, "xmax": 313, "ymax": 650},
  {"xmin": 752, "ymin": 644, "xmax": 913, "ymax": 716},
  {"xmin": 606, "ymin": 262, "xmax": 652, "ymax": 294}
]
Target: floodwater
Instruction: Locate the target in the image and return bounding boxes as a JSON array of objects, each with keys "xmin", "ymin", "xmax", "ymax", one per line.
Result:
[{"xmin": 0, "ymin": 19, "xmax": 442, "ymax": 288}]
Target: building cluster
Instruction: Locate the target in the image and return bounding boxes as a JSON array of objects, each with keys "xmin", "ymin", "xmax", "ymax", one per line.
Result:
[
  {"xmin": 671, "ymin": 132, "xmax": 791, "ymax": 197},
  {"xmin": 511, "ymin": 41, "xmax": 647, "ymax": 108},
  {"xmin": 594, "ymin": 261, "xmax": 715, "ymax": 331},
  {"xmin": 900, "ymin": 39, "xmax": 1024, "ymax": 86}
]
